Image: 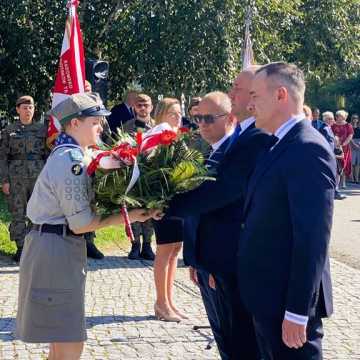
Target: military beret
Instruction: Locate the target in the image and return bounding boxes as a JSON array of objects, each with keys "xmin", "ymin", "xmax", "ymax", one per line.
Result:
[
  {"xmin": 16, "ymin": 95, "xmax": 34, "ymax": 107},
  {"xmin": 47, "ymin": 92, "xmax": 111, "ymax": 124}
]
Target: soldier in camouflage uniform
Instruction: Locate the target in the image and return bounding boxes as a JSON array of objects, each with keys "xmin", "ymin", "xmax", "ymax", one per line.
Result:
[
  {"xmin": 124, "ymin": 94, "xmax": 155, "ymax": 261},
  {"xmin": 0, "ymin": 96, "xmax": 48, "ymax": 262}
]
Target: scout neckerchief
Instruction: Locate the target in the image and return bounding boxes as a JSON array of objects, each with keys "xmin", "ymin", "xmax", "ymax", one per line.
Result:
[{"xmin": 52, "ymin": 132, "xmax": 83, "ymax": 154}]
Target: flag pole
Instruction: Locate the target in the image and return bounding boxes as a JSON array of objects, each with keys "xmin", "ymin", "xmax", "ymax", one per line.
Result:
[{"xmin": 242, "ymin": 0, "xmax": 254, "ymax": 70}]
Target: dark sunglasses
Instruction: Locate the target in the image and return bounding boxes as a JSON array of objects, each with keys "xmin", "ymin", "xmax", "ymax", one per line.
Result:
[{"xmin": 193, "ymin": 113, "xmax": 227, "ymax": 124}]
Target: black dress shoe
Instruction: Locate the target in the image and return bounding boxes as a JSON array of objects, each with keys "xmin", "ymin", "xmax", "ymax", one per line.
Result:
[
  {"xmin": 12, "ymin": 247, "xmax": 23, "ymax": 263},
  {"xmin": 86, "ymin": 242, "xmax": 104, "ymax": 259},
  {"xmin": 128, "ymin": 241, "xmax": 141, "ymax": 260},
  {"xmin": 140, "ymin": 242, "xmax": 155, "ymax": 261}
]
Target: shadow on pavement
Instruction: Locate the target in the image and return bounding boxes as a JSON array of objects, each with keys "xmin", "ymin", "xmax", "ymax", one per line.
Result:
[
  {"xmin": 87, "ymin": 256, "xmax": 151, "ymax": 271},
  {"xmin": 0, "ymin": 315, "xmax": 157, "ymax": 342},
  {"xmin": 341, "ymin": 190, "xmax": 360, "ymax": 196},
  {"xmin": 0, "ymin": 268, "xmax": 18, "ymax": 274},
  {"xmin": 86, "ymin": 314, "xmax": 154, "ymax": 329},
  {"xmin": 0, "ymin": 317, "xmax": 15, "ymax": 342},
  {"xmin": 87, "ymin": 256, "xmax": 186, "ymax": 272},
  {"xmin": 0, "ymin": 255, "xmax": 18, "ymax": 269}
]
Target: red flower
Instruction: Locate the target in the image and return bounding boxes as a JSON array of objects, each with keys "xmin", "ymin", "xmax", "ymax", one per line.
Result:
[
  {"xmin": 113, "ymin": 143, "xmax": 138, "ymax": 164},
  {"xmin": 159, "ymin": 130, "xmax": 177, "ymax": 145},
  {"xmin": 140, "ymin": 130, "xmax": 178, "ymax": 153},
  {"xmin": 179, "ymin": 127, "xmax": 190, "ymax": 134}
]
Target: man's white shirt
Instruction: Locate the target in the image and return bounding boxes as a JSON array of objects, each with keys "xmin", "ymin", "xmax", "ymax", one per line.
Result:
[
  {"xmin": 272, "ymin": 114, "xmax": 305, "ymax": 150},
  {"xmin": 270, "ymin": 113, "xmax": 309, "ymax": 326},
  {"xmin": 210, "ymin": 129, "xmax": 234, "ymax": 156},
  {"xmin": 238, "ymin": 116, "xmax": 256, "ymax": 136}
]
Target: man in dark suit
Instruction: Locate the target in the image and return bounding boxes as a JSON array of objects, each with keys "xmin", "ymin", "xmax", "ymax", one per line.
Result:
[
  {"xmin": 239, "ymin": 62, "xmax": 336, "ymax": 359},
  {"xmin": 107, "ymin": 90, "xmax": 138, "ymax": 134},
  {"xmin": 183, "ymin": 91, "xmax": 236, "ymax": 359},
  {"xmin": 168, "ymin": 70, "xmax": 273, "ymax": 358},
  {"xmin": 311, "ymin": 111, "xmax": 342, "ymax": 201},
  {"xmin": 311, "ymin": 117, "xmax": 335, "ymax": 150}
]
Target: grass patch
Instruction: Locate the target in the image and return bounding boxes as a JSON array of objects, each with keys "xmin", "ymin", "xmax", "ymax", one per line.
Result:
[
  {"xmin": 0, "ymin": 193, "xmax": 15, "ymax": 256},
  {"xmin": 0, "ymin": 193, "xmax": 130, "ymax": 256},
  {"xmin": 95, "ymin": 226, "xmax": 129, "ymax": 250},
  {"xmin": 0, "ymin": 222, "xmax": 16, "ymax": 256}
]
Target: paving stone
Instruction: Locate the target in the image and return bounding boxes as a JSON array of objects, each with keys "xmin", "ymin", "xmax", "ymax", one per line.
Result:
[{"xmin": 0, "ymin": 222, "xmax": 359, "ymax": 359}]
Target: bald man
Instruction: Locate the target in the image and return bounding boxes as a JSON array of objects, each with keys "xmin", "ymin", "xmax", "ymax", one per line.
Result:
[
  {"xmin": 168, "ymin": 79, "xmax": 273, "ymax": 359},
  {"xmin": 185, "ymin": 91, "xmax": 237, "ymax": 359}
]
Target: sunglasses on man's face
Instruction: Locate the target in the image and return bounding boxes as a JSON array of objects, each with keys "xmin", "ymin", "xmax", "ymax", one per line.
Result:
[{"xmin": 193, "ymin": 113, "xmax": 227, "ymax": 124}]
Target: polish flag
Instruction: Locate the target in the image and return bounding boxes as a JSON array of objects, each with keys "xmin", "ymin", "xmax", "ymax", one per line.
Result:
[{"xmin": 47, "ymin": 0, "xmax": 85, "ymax": 147}]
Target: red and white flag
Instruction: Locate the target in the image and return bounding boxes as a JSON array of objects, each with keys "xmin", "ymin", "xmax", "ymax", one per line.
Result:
[{"xmin": 47, "ymin": 0, "xmax": 85, "ymax": 147}]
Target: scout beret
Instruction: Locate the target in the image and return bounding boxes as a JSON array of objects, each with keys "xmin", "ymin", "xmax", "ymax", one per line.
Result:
[{"xmin": 47, "ymin": 92, "xmax": 111, "ymax": 124}]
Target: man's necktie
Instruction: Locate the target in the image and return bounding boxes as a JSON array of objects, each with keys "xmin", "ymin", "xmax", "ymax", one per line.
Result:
[
  {"xmin": 234, "ymin": 123, "xmax": 242, "ymax": 137},
  {"xmin": 206, "ymin": 148, "xmax": 223, "ymax": 169},
  {"xmin": 225, "ymin": 124, "xmax": 242, "ymax": 152},
  {"xmin": 269, "ymin": 134, "xmax": 280, "ymax": 149}
]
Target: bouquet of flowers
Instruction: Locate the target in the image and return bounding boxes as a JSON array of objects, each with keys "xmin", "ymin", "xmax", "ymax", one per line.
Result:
[{"xmin": 87, "ymin": 123, "xmax": 213, "ymax": 238}]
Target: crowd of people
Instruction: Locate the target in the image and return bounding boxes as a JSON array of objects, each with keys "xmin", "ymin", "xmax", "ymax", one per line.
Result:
[
  {"xmin": 0, "ymin": 61, "xmax": 346, "ymax": 359},
  {"xmin": 303, "ymin": 106, "xmax": 359, "ymax": 200}
]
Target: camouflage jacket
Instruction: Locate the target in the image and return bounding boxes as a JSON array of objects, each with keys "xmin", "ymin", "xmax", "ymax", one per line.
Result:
[
  {"xmin": 0, "ymin": 121, "xmax": 48, "ymax": 183},
  {"xmin": 122, "ymin": 118, "xmax": 155, "ymax": 135}
]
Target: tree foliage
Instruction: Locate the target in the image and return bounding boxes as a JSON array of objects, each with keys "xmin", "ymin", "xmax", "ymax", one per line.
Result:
[{"xmin": 0, "ymin": 0, "xmax": 359, "ymax": 117}]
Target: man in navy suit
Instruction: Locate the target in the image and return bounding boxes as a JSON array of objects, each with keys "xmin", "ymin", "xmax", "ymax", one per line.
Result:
[
  {"xmin": 239, "ymin": 62, "xmax": 336, "ymax": 359},
  {"xmin": 168, "ymin": 69, "xmax": 273, "ymax": 359},
  {"xmin": 311, "ymin": 117, "xmax": 335, "ymax": 150},
  {"xmin": 183, "ymin": 91, "xmax": 236, "ymax": 359},
  {"xmin": 107, "ymin": 90, "xmax": 138, "ymax": 134}
]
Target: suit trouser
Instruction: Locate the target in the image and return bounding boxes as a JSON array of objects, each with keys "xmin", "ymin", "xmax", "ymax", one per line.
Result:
[
  {"xmin": 253, "ymin": 315, "xmax": 324, "ymax": 360},
  {"xmin": 214, "ymin": 273, "xmax": 259, "ymax": 360},
  {"xmin": 196, "ymin": 269, "xmax": 229, "ymax": 360}
]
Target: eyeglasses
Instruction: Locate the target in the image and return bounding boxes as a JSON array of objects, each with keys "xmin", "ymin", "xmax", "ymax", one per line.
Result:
[{"xmin": 193, "ymin": 113, "xmax": 227, "ymax": 124}]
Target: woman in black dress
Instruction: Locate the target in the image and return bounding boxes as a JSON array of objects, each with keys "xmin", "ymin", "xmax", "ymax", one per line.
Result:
[{"xmin": 152, "ymin": 98, "xmax": 187, "ymax": 322}]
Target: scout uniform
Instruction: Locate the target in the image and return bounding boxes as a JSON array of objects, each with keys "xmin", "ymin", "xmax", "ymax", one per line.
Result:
[{"xmin": 16, "ymin": 92, "xmax": 111, "ymax": 343}]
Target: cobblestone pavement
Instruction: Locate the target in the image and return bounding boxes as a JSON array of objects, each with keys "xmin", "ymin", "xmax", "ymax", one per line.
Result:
[
  {"xmin": 0, "ymin": 245, "xmax": 359, "ymax": 360},
  {"xmin": 330, "ymin": 184, "xmax": 360, "ymax": 269}
]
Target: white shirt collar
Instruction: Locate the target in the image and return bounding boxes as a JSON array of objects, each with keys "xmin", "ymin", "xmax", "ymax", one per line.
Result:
[
  {"xmin": 238, "ymin": 116, "xmax": 255, "ymax": 135},
  {"xmin": 211, "ymin": 129, "xmax": 234, "ymax": 153},
  {"xmin": 273, "ymin": 113, "xmax": 305, "ymax": 146}
]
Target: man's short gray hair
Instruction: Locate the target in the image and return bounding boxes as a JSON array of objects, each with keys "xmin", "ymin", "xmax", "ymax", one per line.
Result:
[
  {"xmin": 202, "ymin": 91, "xmax": 232, "ymax": 114},
  {"xmin": 256, "ymin": 62, "xmax": 305, "ymax": 104}
]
